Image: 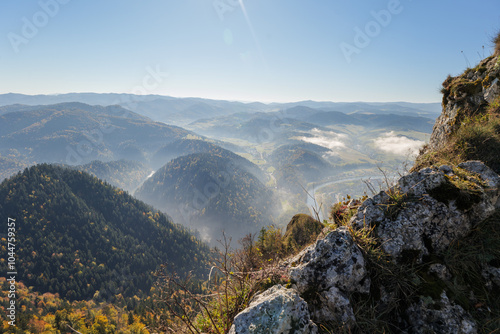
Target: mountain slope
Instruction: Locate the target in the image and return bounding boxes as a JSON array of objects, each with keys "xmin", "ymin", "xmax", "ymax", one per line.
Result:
[
  {"xmin": 73, "ymin": 159, "xmax": 152, "ymax": 193},
  {"xmin": 0, "ymin": 102, "xmax": 192, "ymax": 165},
  {"xmin": 135, "ymin": 153, "xmax": 277, "ymax": 243},
  {"xmin": 0, "ymin": 155, "xmax": 28, "ymax": 182},
  {"xmin": 0, "ymin": 164, "xmax": 211, "ymax": 301},
  {"xmin": 151, "ymin": 139, "xmax": 266, "ymax": 182}
]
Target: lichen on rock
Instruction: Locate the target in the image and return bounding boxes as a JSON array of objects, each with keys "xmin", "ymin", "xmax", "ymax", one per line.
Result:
[
  {"xmin": 228, "ymin": 285, "xmax": 318, "ymax": 334},
  {"xmin": 350, "ymin": 162, "xmax": 500, "ymax": 262},
  {"xmin": 288, "ymin": 226, "xmax": 370, "ymax": 324},
  {"xmin": 429, "ymin": 54, "xmax": 500, "ymax": 152}
]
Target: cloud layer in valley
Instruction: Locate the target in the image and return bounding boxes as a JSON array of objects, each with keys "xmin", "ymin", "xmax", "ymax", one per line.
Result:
[
  {"xmin": 373, "ymin": 132, "xmax": 425, "ymax": 156},
  {"xmin": 300, "ymin": 128, "xmax": 346, "ymax": 150}
]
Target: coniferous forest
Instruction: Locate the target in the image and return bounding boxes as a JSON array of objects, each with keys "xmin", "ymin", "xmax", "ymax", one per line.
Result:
[{"xmin": 0, "ymin": 165, "xmax": 211, "ymax": 302}]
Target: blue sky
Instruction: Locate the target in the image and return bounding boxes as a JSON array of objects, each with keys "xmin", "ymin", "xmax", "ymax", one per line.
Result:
[{"xmin": 0, "ymin": 0, "xmax": 499, "ymax": 103}]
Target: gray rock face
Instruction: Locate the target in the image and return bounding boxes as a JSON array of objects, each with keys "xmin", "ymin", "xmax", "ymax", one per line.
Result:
[
  {"xmin": 350, "ymin": 162, "xmax": 500, "ymax": 262},
  {"xmin": 288, "ymin": 227, "xmax": 370, "ymax": 324},
  {"xmin": 406, "ymin": 292, "xmax": 477, "ymax": 334},
  {"xmin": 459, "ymin": 160, "xmax": 500, "ymax": 190},
  {"xmin": 428, "ymin": 54, "xmax": 500, "ymax": 152},
  {"xmin": 229, "ymin": 285, "xmax": 318, "ymax": 334}
]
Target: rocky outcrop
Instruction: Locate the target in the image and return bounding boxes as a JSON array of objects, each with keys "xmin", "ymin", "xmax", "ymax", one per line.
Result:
[
  {"xmin": 288, "ymin": 227, "xmax": 370, "ymax": 324},
  {"xmin": 428, "ymin": 54, "xmax": 500, "ymax": 152},
  {"xmin": 229, "ymin": 42, "xmax": 500, "ymax": 333},
  {"xmin": 229, "ymin": 161, "xmax": 499, "ymax": 333},
  {"xmin": 228, "ymin": 285, "xmax": 318, "ymax": 334},
  {"xmin": 351, "ymin": 161, "xmax": 500, "ymax": 262}
]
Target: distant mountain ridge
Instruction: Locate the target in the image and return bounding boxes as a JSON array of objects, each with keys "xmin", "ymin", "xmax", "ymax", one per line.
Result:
[
  {"xmin": 0, "ymin": 102, "xmax": 192, "ymax": 166},
  {"xmin": 0, "ymin": 93, "xmax": 442, "ymax": 126}
]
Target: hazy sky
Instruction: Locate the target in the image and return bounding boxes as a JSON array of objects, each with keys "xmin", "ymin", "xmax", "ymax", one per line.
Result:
[{"xmin": 1, "ymin": 0, "xmax": 499, "ymax": 103}]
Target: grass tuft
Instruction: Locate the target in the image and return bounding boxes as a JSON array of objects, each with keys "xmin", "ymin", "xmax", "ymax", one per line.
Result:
[
  {"xmin": 494, "ymin": 30, "xmax": 500, "ymax": 56},
  {"xmin": 413, "ymin": 103, "xmax": 500, "ymax": 175},
  {"xmin": 427, "ymin": 167, "xmax": 486, "ymax": 211},
  {"xmin": 443, "ymin": 210, "xmax": 500, "ymax": 332}
]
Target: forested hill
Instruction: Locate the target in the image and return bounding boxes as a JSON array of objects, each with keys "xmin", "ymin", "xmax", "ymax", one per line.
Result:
[
  {"xmin": 0, "ymin": 164, "xmax": 211, "ymax": 301},
  {"xmin": 152, "ymin": 139, "xmax": 266, "ymax": 181},
  {"xmin": 135, "ymin": 153, "xmax": 278, "ymax": 244}
]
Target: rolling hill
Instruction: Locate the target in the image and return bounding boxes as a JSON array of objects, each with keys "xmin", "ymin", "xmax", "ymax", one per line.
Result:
[
  {"xmin": 0, "ymin": 102, "xmax": 192, "ymax": 166},
  {"xmin": 135, "ymin": 153, "xmax": 278, "ymax": 244},
  {"xmin": 151, "ymin": 139, "xmax": 266, "ymax": 181}
]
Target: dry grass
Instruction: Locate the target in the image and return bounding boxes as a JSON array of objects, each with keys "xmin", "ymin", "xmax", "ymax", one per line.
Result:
[
  {"xmin": 443, "ymin": 210, "xmax": 500, "ymax": 332},
  {"xmin": 494, "ymin": 30, "xmax": 500, "ymax": 56},
  {"xmin": 413, "ymin": 103, "xmax": 500, "ymax": 174}
]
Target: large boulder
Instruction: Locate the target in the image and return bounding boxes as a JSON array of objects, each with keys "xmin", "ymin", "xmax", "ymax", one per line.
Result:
[
  {"xmin": 288, "ymin": 227, "xmax": 370, "ymax": 324},
  {"xmin": 229, "ymin": 285, "xmax": 318, "ymax": 334}
]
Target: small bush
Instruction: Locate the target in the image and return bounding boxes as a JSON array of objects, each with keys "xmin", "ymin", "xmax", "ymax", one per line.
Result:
[
  {"xmin": 382, "ymin": 187, "xmax": 415, "ymax": 221},
  {"xmin": 282, "ymin": 214, "xmax": 323, "ymax": 254},
  {"xmin": 329, "ymin": 195, "xmax": 365, "ymax": 227},
  {"xmin": 152, "ymin": 217, "xmax": 330, "ymax": 334},
  {"xmin": 153, "ymin": 233, "xmax": 291, "ymax": 334}
]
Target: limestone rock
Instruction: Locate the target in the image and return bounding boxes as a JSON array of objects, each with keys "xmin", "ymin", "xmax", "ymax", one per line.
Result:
[
  {"xmin": 428, "ymin": 263, "xmax": 452, "ymax": 281},
  {"xmin": 459, "ymin": 160, "xmax": 500, "ymax": 189},
  {"xmin": 351, "ymin": 162, "xmax": 500, "ymax": 262},
  {"xmin": 406, "ymin": 292, "xmax": 477, "ymax": 334},
  {"xmin": 288, "ymin": 227, "xmax": 370, "ymax": 324},
  {"xmin": 376, "ymin": 195, "xmax": 468, "ymax": 260},
  {"xmin": 484, "ymin": 77, "xmax": 500, "ymax": 103},
  {"xmin": 229, "ymin": 285, "xmax": 318, "ymax": 334},
  {"xmin": 428, "ymin": 54, "xmax": 500, "ymax": 152},
  {"xmin": 482, "ymin": 265, "xmax": 500, "ymax": 289}
]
